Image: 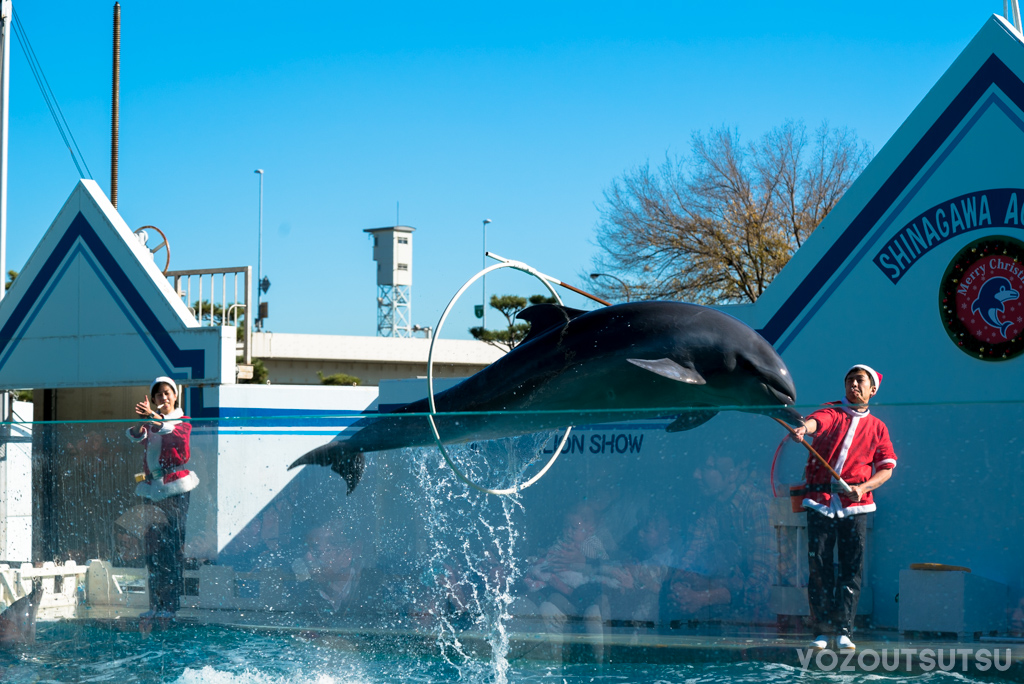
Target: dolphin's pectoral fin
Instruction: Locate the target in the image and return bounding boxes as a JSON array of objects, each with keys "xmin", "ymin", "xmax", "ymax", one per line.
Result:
[
  {"xmin": 290, "ymin": 441, "xmax": 366, "ymax": 495},
  {"xmin": 666, "ymin": 410, "xmax": 718, "ymax": 432},
  {"xmin": 516, "ymin": 304, "xmax": 589, "ymax": 346},
  {"xmin": 627, "ymin": 358, "xmax": 706, "ymax": 385}
]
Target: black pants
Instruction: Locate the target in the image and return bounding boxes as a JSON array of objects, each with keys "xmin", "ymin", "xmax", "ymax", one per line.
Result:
[
  {"xmin": 807, "ymin": 510, "xmax": 866, "ymax": 636},
  {"xmin": 144, "ymin": 493, "xmax": 190, "ymax": 612}
]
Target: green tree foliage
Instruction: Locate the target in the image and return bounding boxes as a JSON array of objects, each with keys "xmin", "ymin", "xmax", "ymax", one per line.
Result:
[
  {"xmin": 191, "ymin": 300, "xmax": 249, "ymax": 341},
  {"xmin": 590, "ymin": 121, "xmax": 871, "ymax": 304},
  {"xmin": 6, "ymin": 270, "xmax": 17, "ymax": 290},
  {"xmin": 469, "ymin": 294, "xmax": 558, "ymax": 352},
  {"xmin": 318, "ymin": 371, "xmax": 362, "ymax": 386}
]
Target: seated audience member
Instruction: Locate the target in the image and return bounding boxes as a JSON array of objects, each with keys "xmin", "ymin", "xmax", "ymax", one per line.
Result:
[
  {"xmin": 293, "ymin": 521, "xmax": 380, "ymax": 620},
  {"xmin": 606, "ymin": 512, "xmax": 683, "ymax": 626},
  {"xmin": 521, "ymin": 504, "xmax": 613, "ymax": 663},
  {"xmin": 668, "ymin": 456, "xmax": 772, "ymax": 623}
]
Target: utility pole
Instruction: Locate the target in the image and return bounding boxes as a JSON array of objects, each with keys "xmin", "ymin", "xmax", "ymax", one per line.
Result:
[{"xmin": 111, "ymin": 2, "xmax": 120, "ymax": 208}]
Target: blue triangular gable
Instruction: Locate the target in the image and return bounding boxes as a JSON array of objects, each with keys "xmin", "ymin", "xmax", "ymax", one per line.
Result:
[
  {"xmin": 736, "ymin": 15, "xmax": 1024, "ymax": 404},
  {"xmin": 0, "ymin": 181, "xmax": 228, "ymax": 407}
]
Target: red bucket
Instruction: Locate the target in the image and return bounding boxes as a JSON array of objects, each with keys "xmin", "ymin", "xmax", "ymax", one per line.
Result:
[{"xmin": 789, "ymin": 484, "xmax": 806, "ymax": 513}]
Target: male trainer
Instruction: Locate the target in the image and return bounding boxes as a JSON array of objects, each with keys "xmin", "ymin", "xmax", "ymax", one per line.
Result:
[{"xmin": 792, "ymin": 364, "xmax": 897, "ymax": 651}]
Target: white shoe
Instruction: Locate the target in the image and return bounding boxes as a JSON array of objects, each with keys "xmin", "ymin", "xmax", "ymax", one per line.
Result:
[
  {"xmin": 837, "ymin": 634, "xmax": 856, "ymax": 651},
  {"xmin": 810, "ymin": 635, "xmax": 829, "ymax": 649}
]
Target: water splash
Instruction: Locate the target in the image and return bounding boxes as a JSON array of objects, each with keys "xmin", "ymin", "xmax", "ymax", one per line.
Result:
[{"xmin": 406, "ymin": 432, "xmax": 550, "ymax": 683}]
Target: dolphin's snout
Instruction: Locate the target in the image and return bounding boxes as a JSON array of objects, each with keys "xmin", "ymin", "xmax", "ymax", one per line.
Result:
[
  {"xmin": 765, "ymin": 381, "xmax": 796, "ymax": 406},
  {"xmin": 761, "ymin": 366, "xmax": 797, "ymax": 406}
]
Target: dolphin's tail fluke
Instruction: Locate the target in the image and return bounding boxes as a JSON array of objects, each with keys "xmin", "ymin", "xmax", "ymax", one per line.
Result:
[
  {"xmin": 289, "ymin": 441, "xmax": 365, "ymax": 495},
  {"xmin": 1001, "ymin": 320, "xmax": 1014, "ymax": 338}
]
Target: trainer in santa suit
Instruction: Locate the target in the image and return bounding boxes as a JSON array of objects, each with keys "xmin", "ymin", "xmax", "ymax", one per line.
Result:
[{"xmin": 791, "ymin": 364, "xmax": 897, "ymax": 651}]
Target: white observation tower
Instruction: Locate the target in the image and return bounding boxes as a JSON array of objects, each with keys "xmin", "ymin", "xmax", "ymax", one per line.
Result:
[{"xmin": 364, "ymin": 225, "xmax": 415, "ymax": 337}]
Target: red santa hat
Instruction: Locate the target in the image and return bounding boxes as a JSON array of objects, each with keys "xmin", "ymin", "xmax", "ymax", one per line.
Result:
[{"xmin": 846, "ymin": 364, "xmax": 882, "ymax": 389}]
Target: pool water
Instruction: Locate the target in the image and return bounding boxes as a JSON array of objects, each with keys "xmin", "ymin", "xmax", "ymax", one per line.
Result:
[{"xmin": 0, "ymin": 622, "xmax": 1010, "ymax": 684}]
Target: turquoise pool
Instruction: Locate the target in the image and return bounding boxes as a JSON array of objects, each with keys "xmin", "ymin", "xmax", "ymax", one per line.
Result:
[{"xmin": 0, "ymin": 622, "xmax": 1016, "ymax": 683}]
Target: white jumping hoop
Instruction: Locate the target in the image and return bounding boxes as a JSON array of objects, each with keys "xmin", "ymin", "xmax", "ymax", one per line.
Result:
[{"xmin": 425, "ymin": 255, "xmax": 575, "ymax": 496}]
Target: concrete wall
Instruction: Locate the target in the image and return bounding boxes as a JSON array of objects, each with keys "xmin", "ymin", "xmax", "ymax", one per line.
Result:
[
  {"xmin": 251, "ymin": 332, "xmax": 502, "ymax": 385},
  {"xmin": 207, "ymin": 383, "xmax": 379, "ymax": 557}
]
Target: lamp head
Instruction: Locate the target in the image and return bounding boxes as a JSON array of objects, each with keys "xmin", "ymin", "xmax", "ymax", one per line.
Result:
[{"xmin": 255, "ymin": 169, "xmax": 264, "ymax": 175}]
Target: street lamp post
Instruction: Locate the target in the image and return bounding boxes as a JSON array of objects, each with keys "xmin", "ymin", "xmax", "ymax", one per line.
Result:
[
  {"xmin": 482, "ymin": 218, "xmax": 492, "ymax": 329},
  {"xmin": 589, "ymin": 272, "xmax": 631, "ymax": 302},
  {"xmin": 255, "ymin": 169, "xmax": 264, "ymax": 331}
]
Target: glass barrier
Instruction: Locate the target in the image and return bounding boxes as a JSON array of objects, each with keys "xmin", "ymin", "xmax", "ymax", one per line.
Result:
[{"xmin": 0, "ymin": 401, "xmax": 1021, "ymax": 682}]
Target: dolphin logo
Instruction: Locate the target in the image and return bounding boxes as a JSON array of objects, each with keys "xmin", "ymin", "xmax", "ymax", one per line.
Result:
[
  {"xmin": 971, "ymin": 276, "xmax": 1019, "ymax": 338},
  {"xmin": 291, "ymin": 301, "xmax": 802, "ymax": 493}
]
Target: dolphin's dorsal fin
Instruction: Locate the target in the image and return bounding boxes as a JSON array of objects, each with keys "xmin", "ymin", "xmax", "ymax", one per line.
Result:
[
  {"xmin": 627, "ymin": 358, "xmax": 706, "ymax": 385},
  {"xmin": 516, "ymin": 304, "xmax": 588, "ymax": 345}
]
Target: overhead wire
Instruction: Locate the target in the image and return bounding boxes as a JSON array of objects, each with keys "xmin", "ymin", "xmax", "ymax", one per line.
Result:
[{"xmin": 12, "ymin": 8, "xmax": 92, "ymax": 179}]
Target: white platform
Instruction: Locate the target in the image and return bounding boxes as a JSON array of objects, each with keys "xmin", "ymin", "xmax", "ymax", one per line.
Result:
[{"xmin": 898, "ymin": 569, "xmax": 1009, "ymax": 638}]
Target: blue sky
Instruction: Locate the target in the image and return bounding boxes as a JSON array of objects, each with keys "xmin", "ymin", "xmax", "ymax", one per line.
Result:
[{"xmin": 5, "ymin": 1, "xmax": 998, "ymax": 338}]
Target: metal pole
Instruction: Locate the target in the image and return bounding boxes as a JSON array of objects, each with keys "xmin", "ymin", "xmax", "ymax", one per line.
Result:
[
  {"xmin": 482, "ymin": 218, "xmax": 491, "ymax": 329},
  {"xmin": 589, "ymin": 272, "xmax": 631, "ymax": 302},
  {"xmin": 111, "ymin": 2, "xmax": 120, "ymax": 208},
  {"xmin": 0, "ymin": 0, "xmax": 7, "ymax": 556},
  {"xmin": 255, "ymin": 169, "xmax": 263, "ymax": 330},
  {"xmin": 0, "ymin": 0, "xmax": 10, "ymax": 305}
]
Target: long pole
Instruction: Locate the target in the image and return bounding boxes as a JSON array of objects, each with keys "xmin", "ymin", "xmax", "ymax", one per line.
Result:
[
  {"xmin": 589, "ymin": 272, "xmax": 631, "ymax": 302},
  {"xmin": 255, "ymin": 169, "xmax": 264, "ymax": 331},
  {"xmin": 111, "ymin": 2, "xmax": 120, "ymax": 208},
  {"xmin": 482, "ymin": 218, "xmax": 491, "ymax": 329},
  {"xmin": 772, "ymin": 417, "xmax": 852, "ymax": 493},
  {"xmin": 0, "ymin": 0, "xmax": 10, "ymax": 455},
  {"xmin": 0, "ymin": 0, "xmax": 10, "ymax": 305}
]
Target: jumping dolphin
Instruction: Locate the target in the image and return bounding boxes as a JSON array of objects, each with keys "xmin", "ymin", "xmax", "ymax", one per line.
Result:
[
  {"xmin": 0, "ymin": 585, "xmax": 42, "ymax": 645},
  {"xmin": 971, "ymin": 277, "xmax": 1019, "ymax": 338},
  {"xmin": 291, "ymin": 301, "xmax": 801, "ymax": 493}
]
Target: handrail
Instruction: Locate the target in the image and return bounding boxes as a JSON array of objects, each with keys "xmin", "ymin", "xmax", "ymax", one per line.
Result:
[{"xmin": 166, "ymin": 266, "xmax": 252, "ymax": 365}]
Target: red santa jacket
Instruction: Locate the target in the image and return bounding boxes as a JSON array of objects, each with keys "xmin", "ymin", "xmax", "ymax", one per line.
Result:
[
  {"xmin": 126, "ymin": 408, "xmax": 199, "ymax": 501},
  {"xmin": 802, "ymin": 400, "xmax": 896, "ymax": 518}
]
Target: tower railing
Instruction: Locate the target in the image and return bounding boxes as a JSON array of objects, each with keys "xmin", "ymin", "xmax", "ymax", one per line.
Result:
[{"xmin": 166, "ymin": 266, "xmax": 252, "ymax": 365}]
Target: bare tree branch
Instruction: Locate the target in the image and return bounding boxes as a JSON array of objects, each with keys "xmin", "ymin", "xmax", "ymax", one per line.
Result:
[{"xmin": 589, "ymin": 121, "xmax": 871, "ymax": 304}]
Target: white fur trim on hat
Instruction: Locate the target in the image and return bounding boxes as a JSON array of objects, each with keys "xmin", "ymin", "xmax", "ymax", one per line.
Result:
[
  {"xmin": 150, "ymin": 376, "xmax": 178, "ymax": 397},
  {"xmin": 846, "ymin": 364, "xmax": 881, "ymax": 389}
]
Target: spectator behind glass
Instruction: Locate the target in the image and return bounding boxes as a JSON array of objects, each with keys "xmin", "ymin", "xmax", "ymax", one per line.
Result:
[
  {"xmin": 668, "ymin": 456, "xmax": 772, "ymax": 623},
  {"xmin": 606, "ymin": 512, "xmax": 683, "ymax": 627},
  {"xmin": 521, "ymin": 504, "xmax": 613, "ymax": 664},
  {"xmin": 292, "ymin": 520, "xmax": 383, "ymax": 621}
]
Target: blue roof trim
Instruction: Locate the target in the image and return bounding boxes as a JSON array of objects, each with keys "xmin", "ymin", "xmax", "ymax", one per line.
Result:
[
  {"xmin": 760, "ymin": 55, "xmax": 1022, "ymax": 348},
  {"xmin": 0, "ymin": 212, "xmax": 213, "ymax": 414}
]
